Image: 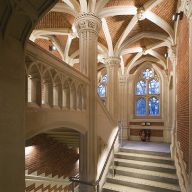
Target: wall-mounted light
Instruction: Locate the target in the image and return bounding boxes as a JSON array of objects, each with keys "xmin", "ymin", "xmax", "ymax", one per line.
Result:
[
  {"xmin": 172, "ymin": 11, "xmax": 183, "ymax": 21},
  {"xmin": 165, "ymin": 53, "xmax": 168, "ymax": 58},
  {"xmin": 49, "ymin": 45, "xmax": 56, "ymax": 51}
]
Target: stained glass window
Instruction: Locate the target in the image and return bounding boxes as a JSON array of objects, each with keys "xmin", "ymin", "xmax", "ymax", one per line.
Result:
[
  {"xmin": 136, "ymin": 80, "xmax": 146, "ymax": 95},
  {"xmin": 103, "ymin": 100, "xmax": 106, "ymax": 105},
  {"xmin": 149, "ymin": 97, "xmax": 159, "ymax": 115},
  {"xmin": 137, "ymin": 98, "xmax": 146, "ymax": 115},
  {"xmin": 143, "ymin": 68, "xmax": 152, "ymax": 79},
  {"xmin": 149, "ymin": 79, "xmax": 159, "ymax": 94},
  {"xmin": 103, "ymin": 74, "xmax": 107, "ymax": 83},
  {"xmin": 98, "ymin": 84, "xmax": 105, "ymax": 97}
]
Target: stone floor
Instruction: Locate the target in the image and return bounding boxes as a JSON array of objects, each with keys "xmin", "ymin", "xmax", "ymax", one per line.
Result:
[{"xmin": 120, "ymin": 140, "xmax": 171, "ymax": 153}]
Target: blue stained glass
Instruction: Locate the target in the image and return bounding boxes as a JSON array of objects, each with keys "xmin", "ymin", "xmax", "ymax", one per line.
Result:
[
  {"xmin": 149, "ymin": 79, "xmax": 159, "ymax": 94},
  {"xmin": 137, "ymin": 98, "xmax": 146, "ymax": 115},
  {"xmin": 98, "ymin": 84, "xmax": 105, "ymax": 97},
  {"xmin": 103, "ymin": 100, "xmax": 106, "ymax": 105},
  {"xmin": 136, "ymin": 80, "xmax": 146, "ymax": 95},
  {"xmin": 149, "ymin": 97, "xmax": 159, "ymax": 115},
  {"xmin": 103, "ymin": 74, "xmax": 107, "ymax": 83},
  {"xmin": 143, "ymin": 68, "xmax": 152, "ymax": 79}
]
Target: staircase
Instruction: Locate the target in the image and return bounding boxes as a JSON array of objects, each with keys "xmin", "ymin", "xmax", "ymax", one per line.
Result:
[{"xmin": 102, "ymin": 147, "xmax": 180, "ymax": 192}]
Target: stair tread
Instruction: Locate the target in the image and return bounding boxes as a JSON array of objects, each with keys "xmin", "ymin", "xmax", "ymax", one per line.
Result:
[
  {"xmin": 107, "ymin": 174, "xmax": 180, "ymax": 191},
  {"xmin": 103, "ymin": 182, "xmax": 152, "ymax": 192},
  {"xmin": 114, "ymin": 158, "xmax": 176, "ymax": 169},
  {"xmin": 120, "ymin": 147, "xmax": 171, "ymax": 154},
  {"xmin": 115, "ymin": 152, "xmax": 173, "ymax": 161},
  {"xmin": 110, "ymin": 165, "xmax": 178, "ymax": 179}
]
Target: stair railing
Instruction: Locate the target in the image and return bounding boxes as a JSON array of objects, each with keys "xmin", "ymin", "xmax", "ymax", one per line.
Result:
[{"xmin": 69, "ymin": 121, "xmax": 123, "ymax": 192}]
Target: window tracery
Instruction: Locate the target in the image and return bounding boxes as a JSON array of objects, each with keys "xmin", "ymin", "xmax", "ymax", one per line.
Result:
[
  {"xmin": 135, "ymin": 67, "xmax": 160, "ymax": 117},
  {"xmin": 98, "ymin": 73, "xmax": 107, "ymax": 105}
]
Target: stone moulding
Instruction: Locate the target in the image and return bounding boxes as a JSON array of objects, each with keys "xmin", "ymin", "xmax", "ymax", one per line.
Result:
[
  {"xmin": 181, "ymin": 0, "xmax": 192, "ymax": 19},
  {"xmin": 74, "ymin": 12, "xmax": 102, "ymax": 36},
  {"xmin": 105, "ymin": 57, "xmax": 121, "ymax": 67},
  {"xmin": 175, "ymin": 143, "xmax": 189, "ymax": 192}
]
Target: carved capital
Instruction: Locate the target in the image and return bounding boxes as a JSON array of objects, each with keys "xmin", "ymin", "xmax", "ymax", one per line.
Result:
[
  {"xmin": 105, "ymin": 57, "xmax": 121, "ymax": 68},
  {"xmin": 119, "ymin": 75, "xmax": 129, "ymax": 83},
  {"xmin": 74, "ymin": 12, "xmax": 102, "ymax": 36},
  {"xmin": 137, "ymin": 6, "xmax": 146, "ymax": 21}
]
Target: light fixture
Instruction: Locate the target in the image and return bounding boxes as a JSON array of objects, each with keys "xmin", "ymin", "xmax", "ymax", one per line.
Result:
[
  {"xmin": 165, "ymin": 53, "xmax": 168, "ymax": 58},
  {"xmin": 49, "ymin": 45, "xmax": 56, "ymax": 51},
  {"xmin": 172, "ymin": 11, "xmax": 183, "ymax": 21}
]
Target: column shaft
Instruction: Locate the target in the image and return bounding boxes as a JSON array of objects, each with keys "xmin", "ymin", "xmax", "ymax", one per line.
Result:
[
  {"xmin": 75, "ymin": 13, "xmax": 102, "ymax": 192},
  {"xmin": 105, "ymin": 57, "xmax": 121, "ymax": 125},
  {"xmin": 0, "ymin": 37, "xmax": 25, "ymax": 192}
]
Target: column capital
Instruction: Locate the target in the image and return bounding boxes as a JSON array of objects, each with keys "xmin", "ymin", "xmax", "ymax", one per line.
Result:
[
  {"xmin": 105, "ymin": 57, "xmax": 121, "ymax": 67},
  {"xmin": 119, "ymin": 75, "xmax": 129, "ymax": 83},
  {"xmin": 74, "ymin": 12, "xmax": 102, "ymax": 36}
]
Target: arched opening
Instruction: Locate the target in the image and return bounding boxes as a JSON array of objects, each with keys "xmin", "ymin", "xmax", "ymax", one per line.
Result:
[
  {"xmin": 27, "ymin": 64, "xmax": 41, "ymax": 106},
  {"xmin": 25, "ymin": 127, "xmax": 80, "ymax": 191},
  {"xmin": 42, "ymin": 70, "xmax": 53, "ymax": 107}
]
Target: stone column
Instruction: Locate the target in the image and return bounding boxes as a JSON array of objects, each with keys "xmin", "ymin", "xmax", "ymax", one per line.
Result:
[
  {"xmin": 189, "ymin": 18, "xmax": 192, "ymax": 189},
  {"xmin": 74, "ymin": 13, "xmax": 102, "ymax": 192},
  {"xmin": 105, "ymin": 57, "xmax": 121, "ymax": 125},
  {"xmin": 0, "ymin": 37, "xmax": 25, "ymax": 192},
  {"xmin": 118, "ymin": 75, "xmax": 129, "ymax": 139}
]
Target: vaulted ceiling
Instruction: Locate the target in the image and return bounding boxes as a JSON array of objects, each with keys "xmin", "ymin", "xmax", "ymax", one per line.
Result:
[{"xmin": 30, "ymin": 0, "xmax": 178, "ymax": 75}]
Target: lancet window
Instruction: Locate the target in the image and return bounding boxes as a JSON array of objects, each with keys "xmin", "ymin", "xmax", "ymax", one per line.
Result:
[
  {"xmin": 98, "ymin": 73, "xmax": 107, "ymax": 105},
  {"xmin": 135, "ymin": 68, "xmax": 160, "ymax": 117}
]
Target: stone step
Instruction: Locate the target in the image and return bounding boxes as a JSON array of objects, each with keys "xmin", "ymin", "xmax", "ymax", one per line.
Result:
[
  {"xmin": 114, "ymin": 158, "xmax": 176, "ymax": 174},
  {"xmin": 102, "ymin": 182, "xmax": 152, "ymax": 192},
  {"xmin": 109, "ymin": 166, "xmax": 179, "ymax": 185},
  {"xmin": 120, "ymin": 148, "xmax": 171, "ymax": 158},
  {"xmin": 115, "ymin": 152, "xmax": 174, "ymax": 165},
  {"xmin": 106, "ymin": 174, "xmax": 180, "ymax": 192}
]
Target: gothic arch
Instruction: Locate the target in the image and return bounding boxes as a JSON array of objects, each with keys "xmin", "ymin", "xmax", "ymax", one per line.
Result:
[{"xmin": 25, "ymin": 121, "xmax": 87, "ymax": 140}]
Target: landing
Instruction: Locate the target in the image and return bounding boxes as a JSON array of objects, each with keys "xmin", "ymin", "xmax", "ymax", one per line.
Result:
[{"xmin": 120, "ymin": 140, "xmax": 171, "ymax": 153}]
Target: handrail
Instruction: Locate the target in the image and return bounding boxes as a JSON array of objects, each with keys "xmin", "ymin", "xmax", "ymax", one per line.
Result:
[{"xmin": 69, "ymin": 121, "xmax": 123, "ymax": 192}]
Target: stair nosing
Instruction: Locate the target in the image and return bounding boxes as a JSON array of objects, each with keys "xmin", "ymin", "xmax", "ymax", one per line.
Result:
[
  {"xmin": 109, "ymin": 166, "xmax": 178, "ymax": 179},
  {"xmin": 114, "ymin": 158, "xmax": 176, "ymax": 169},
  {"xmin": 115, "ymin": 152, "xmax": 173, "ymax": 161},
  {"xmin": 106, "ymin": 174, "xmax": 180, "ymax": 191}
]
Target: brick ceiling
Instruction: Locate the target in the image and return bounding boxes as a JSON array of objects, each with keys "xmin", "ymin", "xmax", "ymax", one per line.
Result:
[
  {"xmin": 126, "ymin": 38, "xmax": 162, "ymax": 49},
  {"xmin": 98, "ymin": 29, "xmax": 108, "ymax": 49},
  {"xmin": 104, "ymin": 0, "xmax": 150, "ymax": 7},
  {"xmin": 106, "ymin": 15, "xmax": 134, "ymax": 48},
  {"xmin": 122, "ymin": 53, "xmax": 137, "ymax": 67},
  {"xmin": 123, "ymin": 19, "xmax": 168, "ymax": 44},
  {"xmin": 151, "ymin": 0, "xmax": 178, "ymax": 28},
  {"xmin": 33, "ymin": 0, "xmax": 178, "ymax": 73}
]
